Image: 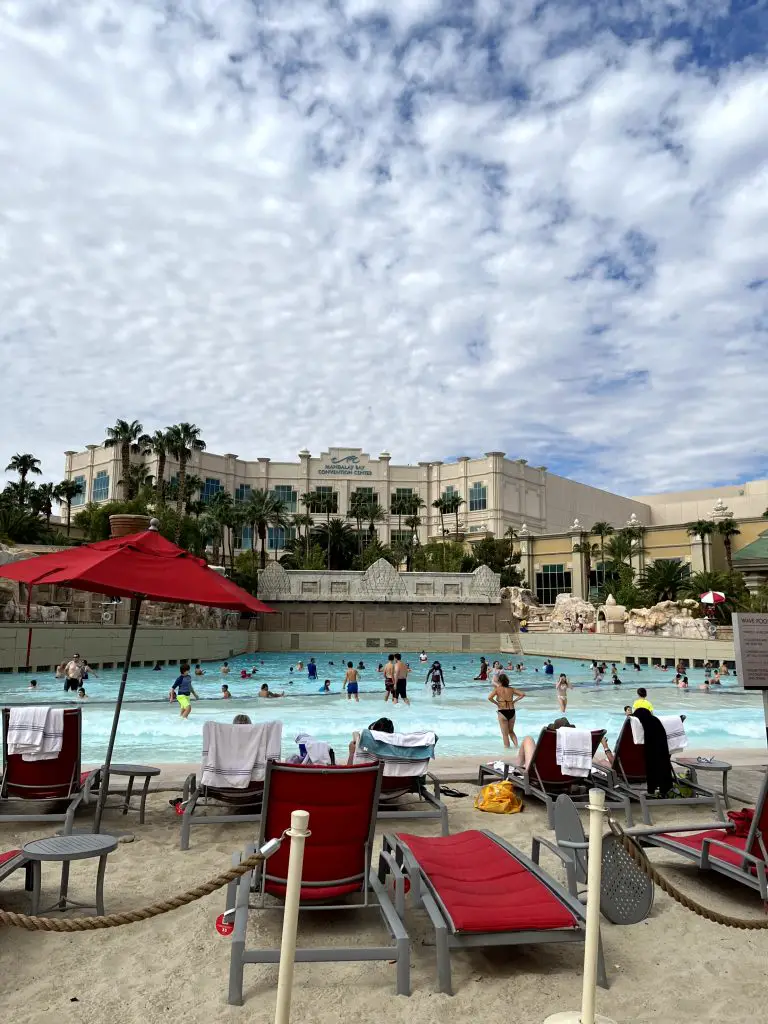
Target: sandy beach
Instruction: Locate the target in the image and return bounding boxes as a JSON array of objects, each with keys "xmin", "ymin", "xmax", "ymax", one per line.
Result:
[{"xmin": 2, "ymin": 755, "xmax": 767, "ymax": 1024}]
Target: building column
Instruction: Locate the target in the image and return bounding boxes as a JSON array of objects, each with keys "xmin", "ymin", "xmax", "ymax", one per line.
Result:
[
  {"xmin": 379, "ymin": 451, "xmax": 391, "ymax": 543},
  {"xmin": 570, "ymin": 519, "xmax": 585, "ymax": 599},
  {"xmin": 518, "ymin": 526, "xmax": 535, "ymax": 593},
  {"xmin": 85, "ymin": 445, "xmax": 99, "ymax": 503},
  {"xmin": 431, "ymin": 461, "xmax": 443, "ymax": 539},
  {"xmin": 418, "ymin": 462, "xmax": 431, "ymax": 545},
  {"xmin": 485, "ymin": 451, "xmax": 505, "ymax": 538}
]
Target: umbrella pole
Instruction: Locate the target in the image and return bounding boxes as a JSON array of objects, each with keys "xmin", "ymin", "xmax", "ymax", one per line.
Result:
[{"xmin": 93, "ymin": 596, "xmax": 143, "ymax": 834}]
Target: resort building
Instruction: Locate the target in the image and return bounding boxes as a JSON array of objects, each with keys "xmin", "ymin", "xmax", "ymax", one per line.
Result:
[{"xmin": 62, "ymin": 445, "xmax": 768, "ymax": 604}]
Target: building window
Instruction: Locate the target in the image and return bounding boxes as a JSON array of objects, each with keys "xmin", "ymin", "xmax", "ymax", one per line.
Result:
[
  {"xmin": 535, "ymin": 564, "xmax": 572, "ymax": 605},
  {"xmin": 235, "ymin": 525, "xmax": 253, "ymax": 549},
  {"xmin": 390, "ymin": 529, "xmax": 413, "ymax": 546},
  {"xmin": 442, "ymin": 485, "xmax": 458, "ymax": 501},
  {"xmin": 390, "ymin": 487, "xmax": 414, "ymax": 512},
  {"xmin": 268, "ymin": 526, "xmax": 295, "ymax": 551},
  {"xmin": 469, "ymin": 482, "xmax": 487, "ymax": 512},
  {"xmin": 234, "ymin": 484, "xmax": 252, "ymax": 504},
  {"xmin": 271, "ymin": 485, "xmax": 297, "ymax": 513},
  {"xmin": 307, "ymin": 487, "xmax": 337, "ymax": 514},
  {"xmin": 202, "ymin": 478, "xmax": 223, "ymax": 503},
  {"xmin": 70, "ymin": 475, "xmax": 86, "ymax": 507},
  {"xmin": 92, "ymin": 470, "xmax": 109, "ymax": 503}
]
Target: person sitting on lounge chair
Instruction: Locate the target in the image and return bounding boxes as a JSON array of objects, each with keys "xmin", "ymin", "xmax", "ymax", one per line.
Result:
[{"xmin": 509, "ymin": 717, "xmax": 574, "ymax": 771}]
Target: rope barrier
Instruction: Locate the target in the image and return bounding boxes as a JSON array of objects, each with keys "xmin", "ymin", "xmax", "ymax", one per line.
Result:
[
  {"xmin": 0, "ymin": 850, "xmax": 263, "ymax": 932},
  {"xmin": 608, "ymin": 817, "xmax": 768, "ymax": 930}
]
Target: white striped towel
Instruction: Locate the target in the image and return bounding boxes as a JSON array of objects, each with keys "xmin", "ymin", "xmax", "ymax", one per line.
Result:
[
  {"xmin": 201, "ymin": 720, "xmax": 282, "ymax": 788},
  {"xmin": 353, "ymin": 729, "xmax": 436, "ymax": 777},
  {"xmin": 556, "ymin": 727, "xmax": 592, "ymax": 777},
  {"xmin": 8, "ymin": 707, "xmax": 64, "ymax": 761},
  {"xmin": 658, "ymin": 716, "xmax": 688, "ymax": 753}
]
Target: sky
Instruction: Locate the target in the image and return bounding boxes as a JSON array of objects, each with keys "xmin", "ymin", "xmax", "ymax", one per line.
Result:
[{"xmin": 1, "ymin": 0, "xmax": 767, "ymax": 497}]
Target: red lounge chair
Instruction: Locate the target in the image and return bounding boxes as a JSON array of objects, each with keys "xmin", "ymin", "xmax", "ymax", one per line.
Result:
[
  {"xmin": 0, "ymin": 848, "xmax": 33, "ymax": 895},
  {"xmin": 1, "ymin": 708, "xmax": 98, "ymax": 833},
  {"xmin": 633, "ymin": 769, "xmax": 768, "ymax": 899},
  {"xmin": 380, "ymin": 829, "xmax": 607, "ymax": 995},
  {"xmin": 591, "ymin": 718, "xmax": 722, "ymax": 825},
  {"xmin": 227, "ymin": 760, "xmax": 409, "ymax": 1004},
  {"xmin": 479, "ymin": 727, "xmax": 624, "ymax": 827}
]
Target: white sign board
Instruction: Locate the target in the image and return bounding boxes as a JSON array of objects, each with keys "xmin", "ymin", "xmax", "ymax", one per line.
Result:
[{"xmin": 733, "ymin": 613, "xmax": 768, "ymax": 690}]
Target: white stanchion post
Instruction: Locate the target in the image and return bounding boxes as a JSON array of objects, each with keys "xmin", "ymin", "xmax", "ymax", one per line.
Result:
[
  {"xmin": 274, "ymin": 809, "xmax": 310, "ymax": 1024},
  {"xmin": 543, "ymin": 788, "xmax": 617, "ymax": 1024}
]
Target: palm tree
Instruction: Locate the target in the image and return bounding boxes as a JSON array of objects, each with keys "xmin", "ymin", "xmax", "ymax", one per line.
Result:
[
  {"xmin": 310, "ymin": 492, "xmax": 336, "ymax": 569},
  {"xmin": 590, "ymin": 521, "xmax": 614, "ymax": 589},
  {"xmin": 312, "ymin": 518, "xmax": 358, "ymax": 570},
  {"xmin": 403, "ymin": 514, "xmax": 421, "ymax": 571},
  {"xmin": 166, "ymin": 423, "xmax": 206, "ymax": 539},
  {"xmin": 118, "ymin": 463, "xmax": 154, "ymax": 497},
  {"xmin": 104, "ymin": 420, "xmax": 144, "ymax": 499},
  {"xmin": 686, "ymin": 519, "xmax": 715, "ymax": 572},
  {"xmin": 5, "ymin": 454, "xmax": 42, "ymax": 503},
  {"xmin": 605, "ymin": 531, "xmax": 633, "ymax": 568},
  {"xmin": 432, "ymin": 497, "xmax": 447, "ymax": 541},
  {"xmin": 362, "ymin": 499, "xmax": 386, "ymax": 543},
  {"xmin": 140, "ymin": 430, "xmax": 171, "ymax": 504},
  {"xmin": 572, "ymin": 532, "xmax": 599, "ymax": 596},
  {"xmin": 503, "ymin": 526, "xmax": 518, "ymax": 564},
  {"xmin": 638, "ymin": 559, "xmax": 690, "ymax": 602},
  {"xmin": 292, "ymin": 512, "xmax": 314, "ymax": 559},
  {"xmin": 182, "ymin": 475, "xmax": 204, "ymax": 513},
  {"xmin": 54, "ymin": 479, "xmax": 84, "ymax": 536},
  {"xmin": 443, "ymin": 492, "xmax": 465, "ymax": 539},
  {"xmin": 243, "ymin": 490, "xmax": 291, "ymax": 571},
  {"xmin": 348, "ymin": 491, "xmax": 370, "ymax": 557},
  {"xmin": 33, "ymin": 482, "xmax": 56, "ymax": 529},
  {"xmin": 716, "ymin": 519, "xmax": 741, "ymax": 572}
]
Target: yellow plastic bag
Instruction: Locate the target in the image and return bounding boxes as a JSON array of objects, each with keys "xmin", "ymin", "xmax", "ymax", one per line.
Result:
[{"xmin": 474, "ymin": 780, "xmax": 523, "ymax": 814}]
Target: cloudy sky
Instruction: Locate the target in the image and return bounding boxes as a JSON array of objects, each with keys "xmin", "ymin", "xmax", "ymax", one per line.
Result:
[{"xmin": 1, "ymin": 1, "xmax": 767, "ymax": 496}]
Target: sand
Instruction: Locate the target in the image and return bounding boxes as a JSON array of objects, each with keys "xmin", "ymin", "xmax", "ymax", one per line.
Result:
[{"xmin": 2, "ymin": 760, "xmax": 767, "ymax": 1024}]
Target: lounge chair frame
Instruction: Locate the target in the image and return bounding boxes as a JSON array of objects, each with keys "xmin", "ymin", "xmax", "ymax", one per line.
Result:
[
  {"xmin": 631, "ymin": 770, "xmax": 768, "ymax": 899},
  {"xmin": 227, "ymin": 761, "xmax": 410, "ymax": 1003},
  {"xmin": 591, "ymin": 718, "xmax": 723, "ymax": 825},
  {"xmin": 478, "ymin": 727, "xmax": 629, "ymax": 827},
  {"xmin": 381, "ymin": 829, "xmax": 607, "ymax": 995}
]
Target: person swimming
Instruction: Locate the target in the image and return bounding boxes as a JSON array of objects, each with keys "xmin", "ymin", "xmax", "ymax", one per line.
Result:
[
  {"xmin": 221, "ymin": 684, "xmax": 232, "ymax": 699},
  {"xmin": 259, "ymin": 683, "xmax": 284, "ymax": 699},
  {"xmin": 319, "ymin": 679, "xmax": 331, "ymax": 693}
]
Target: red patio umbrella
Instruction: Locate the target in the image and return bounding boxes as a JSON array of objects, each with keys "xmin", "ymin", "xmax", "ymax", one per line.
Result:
[{"xmin": 0, "ymin": 521, "xmax": 273, "ymax": 831}]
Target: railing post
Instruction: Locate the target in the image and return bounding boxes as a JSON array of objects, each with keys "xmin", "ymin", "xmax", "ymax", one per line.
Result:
[{"xmin": 274, "ymin": 809, "xmax": 310, "ymax": 1024}]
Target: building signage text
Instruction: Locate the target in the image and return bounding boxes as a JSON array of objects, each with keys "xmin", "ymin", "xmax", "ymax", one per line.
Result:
[{"xmin": 317, "ymin": 455, "xmax": 373, "ymax": 477}]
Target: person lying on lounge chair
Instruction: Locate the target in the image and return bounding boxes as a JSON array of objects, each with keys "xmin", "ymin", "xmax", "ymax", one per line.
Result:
[{"xmin": 507, "ymin": 718, "xmax": 574, "ymax": 771}]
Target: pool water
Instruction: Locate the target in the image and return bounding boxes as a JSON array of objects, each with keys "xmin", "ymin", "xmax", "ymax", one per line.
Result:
[{"xmin": 2, "ymin": 652, "xmax": 763, "ymax": 765}]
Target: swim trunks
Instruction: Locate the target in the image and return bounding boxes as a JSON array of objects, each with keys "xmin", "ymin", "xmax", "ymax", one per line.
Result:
[{"xmin": 176, "ymin": 695, "xmax": 191, "ymax": 710}]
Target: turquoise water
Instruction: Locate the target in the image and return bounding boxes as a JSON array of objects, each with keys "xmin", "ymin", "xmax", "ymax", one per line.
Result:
[{"xmin": 1, "ymin": 652, "xmax": 763, "ymax": 764}]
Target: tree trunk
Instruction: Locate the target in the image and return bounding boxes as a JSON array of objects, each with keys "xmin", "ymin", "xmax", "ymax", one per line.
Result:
[
  {"xmin": 455, "ymin": 509, "xmax": 460, "ymax": 538},
  {"xmin": 725, "ymin": 537, "xmax": 732, "ymax": 572},
  {"xmin": 175, "ymin": 458, "xmax": 186, "ymax": 542},
  {"xmin": 250, "ymin": 522, "xmax": 257, "ymax": 575},
  {"xmin": 326, "ymin": 507, "xmax": 331, "ymax": 570},
  {"xmin": 66, "ymin": 504, "xmax": 72, "ymax": 536},
  {"xmin": 122, "ymin": 444, "xmax": 131, "ymax": 500},
  {"xmin": 157, "ymin": 452, "xmax": 166, "ymax": 504},
  {"xmin": 259, "ymin": 525, "xmax": 267, "ymax": 569},
  {"xmin": 701, "ymin": 533, "xmax": 708, "ymax": 573}
]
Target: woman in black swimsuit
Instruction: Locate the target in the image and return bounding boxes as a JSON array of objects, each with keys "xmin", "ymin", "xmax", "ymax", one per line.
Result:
[{"xmin": 488, "ymin": 672, "xmax": 526, "ymax": 748}]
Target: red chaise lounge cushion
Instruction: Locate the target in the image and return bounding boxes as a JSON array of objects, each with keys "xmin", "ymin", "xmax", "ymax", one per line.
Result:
[
  {"xmin": 397, "ymin": 830, "xmax": 578, "ymax": 933},
  {"xmin": 659, "ymin": 829, "xmax": 758, "ymax": 871}
]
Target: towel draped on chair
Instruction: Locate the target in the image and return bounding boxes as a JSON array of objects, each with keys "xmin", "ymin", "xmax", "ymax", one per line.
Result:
[
  {"xmin": 201, "ymin": 721, "xmax": 282, "ymax": 788},
  {"xmin": 294, "ymin": 733, "xmax": 334, "ymax": 765},
  {"xmin": 8, "ymin": 707, "xmax": 64, "ymax": 761},
  {"xmin": 354, "ymin": 729, "xmax": 436, "ymax": 777},
  {"xmin": 555, "ymin": 727, "xmax": 592, "ymax": 778},
  {"xmin": 630, "ymin": 714, "xmax": 687, "ymax": 753}
]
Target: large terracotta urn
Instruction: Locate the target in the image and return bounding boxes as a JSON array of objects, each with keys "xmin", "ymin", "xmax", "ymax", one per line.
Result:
[{"xmin": 109, "ymin": 514, "xmax": 151, "ymax": 538}]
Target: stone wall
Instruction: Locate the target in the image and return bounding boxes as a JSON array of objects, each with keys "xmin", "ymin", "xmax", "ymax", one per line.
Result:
[
  {"xmin": 254, "ymin": 631, "xmax": 501, "ymax": 654},
  {"xmin": 259, "ymin": 601, "xmax": 511, "ymax": 634},
  {"xmin": 0, "ymin": 625, "xmax": 251, "ymax": 673},
  {"xmin": 257, "ymin": 559, "xmax": 501, "ymax": 604},
  {"xmin": 515, "ymin": 631, "xmax": 734, "ymax": 665}
]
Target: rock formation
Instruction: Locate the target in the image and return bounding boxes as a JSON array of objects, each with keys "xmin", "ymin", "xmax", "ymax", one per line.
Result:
[
  {"xmin": 549, "ymin": 593, "xmax": 596, "ymax": 628},
  {"xmin": 624, "ymin": 599, "xmax": 710, "ymax": 638}
]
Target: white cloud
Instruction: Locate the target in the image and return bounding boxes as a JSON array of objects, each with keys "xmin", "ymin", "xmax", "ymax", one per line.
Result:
[{"xmin": 1, "ymin": 0, "xmax": 767, "ymax": 497}]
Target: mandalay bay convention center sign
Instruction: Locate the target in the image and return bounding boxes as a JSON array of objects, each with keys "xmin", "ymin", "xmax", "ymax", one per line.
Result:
[{"xmin": 317, "ymin": 454, "xmax": 374, "ymax": 477}]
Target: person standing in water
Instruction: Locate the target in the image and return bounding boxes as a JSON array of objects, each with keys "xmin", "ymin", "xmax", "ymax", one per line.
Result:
[
  {"xmin": 556, "ymin": 673, "xmax": 570, "ymax": 713},
  {"xmin": 344, "ymin": 662, "xmax": 360, "ymax": 702},
  {"xmin": 426, "ymin": 661, "xmax": 445, "ymax": 697},
  {"xmin": 543, "ymin": 659, "xmax": 554, "ymax": 676},
  {"xmin": 474, "ymin": 657, "xmax": 489, "ymax": 681},
  {"xmin": 307, "ymin": 658, "xmax": 318, "ymax": 682},
  {"xmin": 382, "ymin": 653, "xmax": 396, "ymax": 702},
  {"xmin": 394, "ymin": 653, "xmax": 411, "ymax": 705},
  {"xmin": 489, "ymin": 672, "xmax": 526, "ymax": 748},
  {"xmin": 170, "ymin": 664, "xmax": 199, "ymax": 719}
]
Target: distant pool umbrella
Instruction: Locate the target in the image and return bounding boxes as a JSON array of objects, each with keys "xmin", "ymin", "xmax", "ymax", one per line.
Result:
[
  {"xmin": 700, "ymin": 591, "xmax": 726, "ymax": 605},
  {"xmin": 0, "ymin": 521, "xmax": 273, "ymax": 832}
]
